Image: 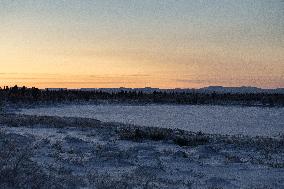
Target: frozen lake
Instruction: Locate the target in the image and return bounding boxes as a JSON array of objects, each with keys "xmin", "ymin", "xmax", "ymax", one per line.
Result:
[{"xmin": 18, "ymin": 104, "xmax": 284, "ymax": 137}]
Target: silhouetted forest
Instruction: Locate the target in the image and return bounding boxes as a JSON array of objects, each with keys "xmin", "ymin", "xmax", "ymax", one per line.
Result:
[{"xmin": 0, "ymin": 85, "xmax": 283, "ymax": 106}]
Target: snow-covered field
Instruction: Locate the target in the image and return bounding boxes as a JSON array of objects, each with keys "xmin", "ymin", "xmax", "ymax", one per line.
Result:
[
  {"xmin": 0, "ymin": 114, "xmax": 283, "ymax": 189},
  {"xmin": 18, "ymin": 104, "xmax": 284, "ymax": 137},
  {"xmin": 5, "ymin": 104, "xmax": 282, "ymax": 188}
]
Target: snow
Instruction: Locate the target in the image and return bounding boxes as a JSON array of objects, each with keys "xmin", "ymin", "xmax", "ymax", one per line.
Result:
[
  {"xmin": 0, "ymin": 121, "xmax": 283, "ymax": 189},
  {"xmin": 18, "ymin": 104, "xmax": 284, "ymax": 137}
]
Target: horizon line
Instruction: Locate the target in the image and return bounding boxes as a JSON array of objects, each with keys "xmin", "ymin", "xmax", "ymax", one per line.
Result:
[{"xmin": 2, "ymin": 85, "xmax": 283, "ymax": 90}]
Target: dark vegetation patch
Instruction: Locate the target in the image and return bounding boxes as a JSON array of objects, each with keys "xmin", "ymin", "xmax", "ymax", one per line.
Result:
[
  {"xmin": 119, "ymin": 126, "xmax": 211, "ymax": 147},
  {"xmin": 0, "ymin": 113, "xmax": 102, "ymax": 128},
  {"xmin": 173, "ymin": 135, "xmax": 209, "ymax": 147},
  {"xmin": 119, "ymin": 127, "xmax": 169, "ymax": 142},
  {"xmin": 1, "ymin": 85, "xmax": 284, "ymax": 106}
]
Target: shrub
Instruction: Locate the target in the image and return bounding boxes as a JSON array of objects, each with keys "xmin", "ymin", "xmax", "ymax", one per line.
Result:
[
  {"xmin": 173, "ymin": 135, "xmax": 209, "ymax": 147},
  {"xmin": 119, "ymin": 127, "xmax": 169, "ymax": 142}
]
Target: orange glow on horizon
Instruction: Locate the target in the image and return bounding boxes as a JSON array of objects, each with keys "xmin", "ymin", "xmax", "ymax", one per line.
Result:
[{"xmin": 1, "ymin": 1, "xmax": 283, "ymax": 89}]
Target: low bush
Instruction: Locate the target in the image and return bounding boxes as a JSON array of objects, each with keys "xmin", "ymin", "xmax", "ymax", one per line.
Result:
[
  {"xmin": 173, "ymin": 135, "xmax": 209, "ymax": 147},
  {"xmin": 119, "ymin": 127, "xmax": 169, "ymax": 142},
  {"xmin": 119, "ymin": 127, "xmax": 210, "ymax": 147}
]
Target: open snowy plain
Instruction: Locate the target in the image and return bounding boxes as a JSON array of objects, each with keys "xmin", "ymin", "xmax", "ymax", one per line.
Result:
[
  {"xmin": 0, "ymin": 104, "xmax": 282, "ymax": 188},
  {"xmin": 18, "ymin": 104, "xmax": 284, "ymax": 137}
]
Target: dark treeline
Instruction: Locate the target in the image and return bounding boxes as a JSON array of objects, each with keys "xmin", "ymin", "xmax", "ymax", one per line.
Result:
[{"xmin": 0, "ymin": 85, "xmax": 284, "ymax": 106}]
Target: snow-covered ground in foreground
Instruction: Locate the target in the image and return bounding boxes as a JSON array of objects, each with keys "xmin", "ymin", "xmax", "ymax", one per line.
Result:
[
  {"xmin": 0, "ymin": 114, "xmax": 283, "ymax": 189},
  {"xmin": 18, "ymin": 104, "xmax": 284, "ymax": 137}
]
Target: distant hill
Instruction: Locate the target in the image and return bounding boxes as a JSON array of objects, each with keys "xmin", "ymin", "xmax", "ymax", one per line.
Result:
[
  {"xmin": 79, "ymin": 86, "xmax": 284, "ymax": 94},
  {"xmin": 198, "ymin": 86, "xmax": 284, "ymax": 94}
]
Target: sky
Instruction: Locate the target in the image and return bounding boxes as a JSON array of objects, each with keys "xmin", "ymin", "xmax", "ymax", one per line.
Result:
[{"xmin": 0, "ymin": 0, "xmax": 283, "ymax": 89}]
